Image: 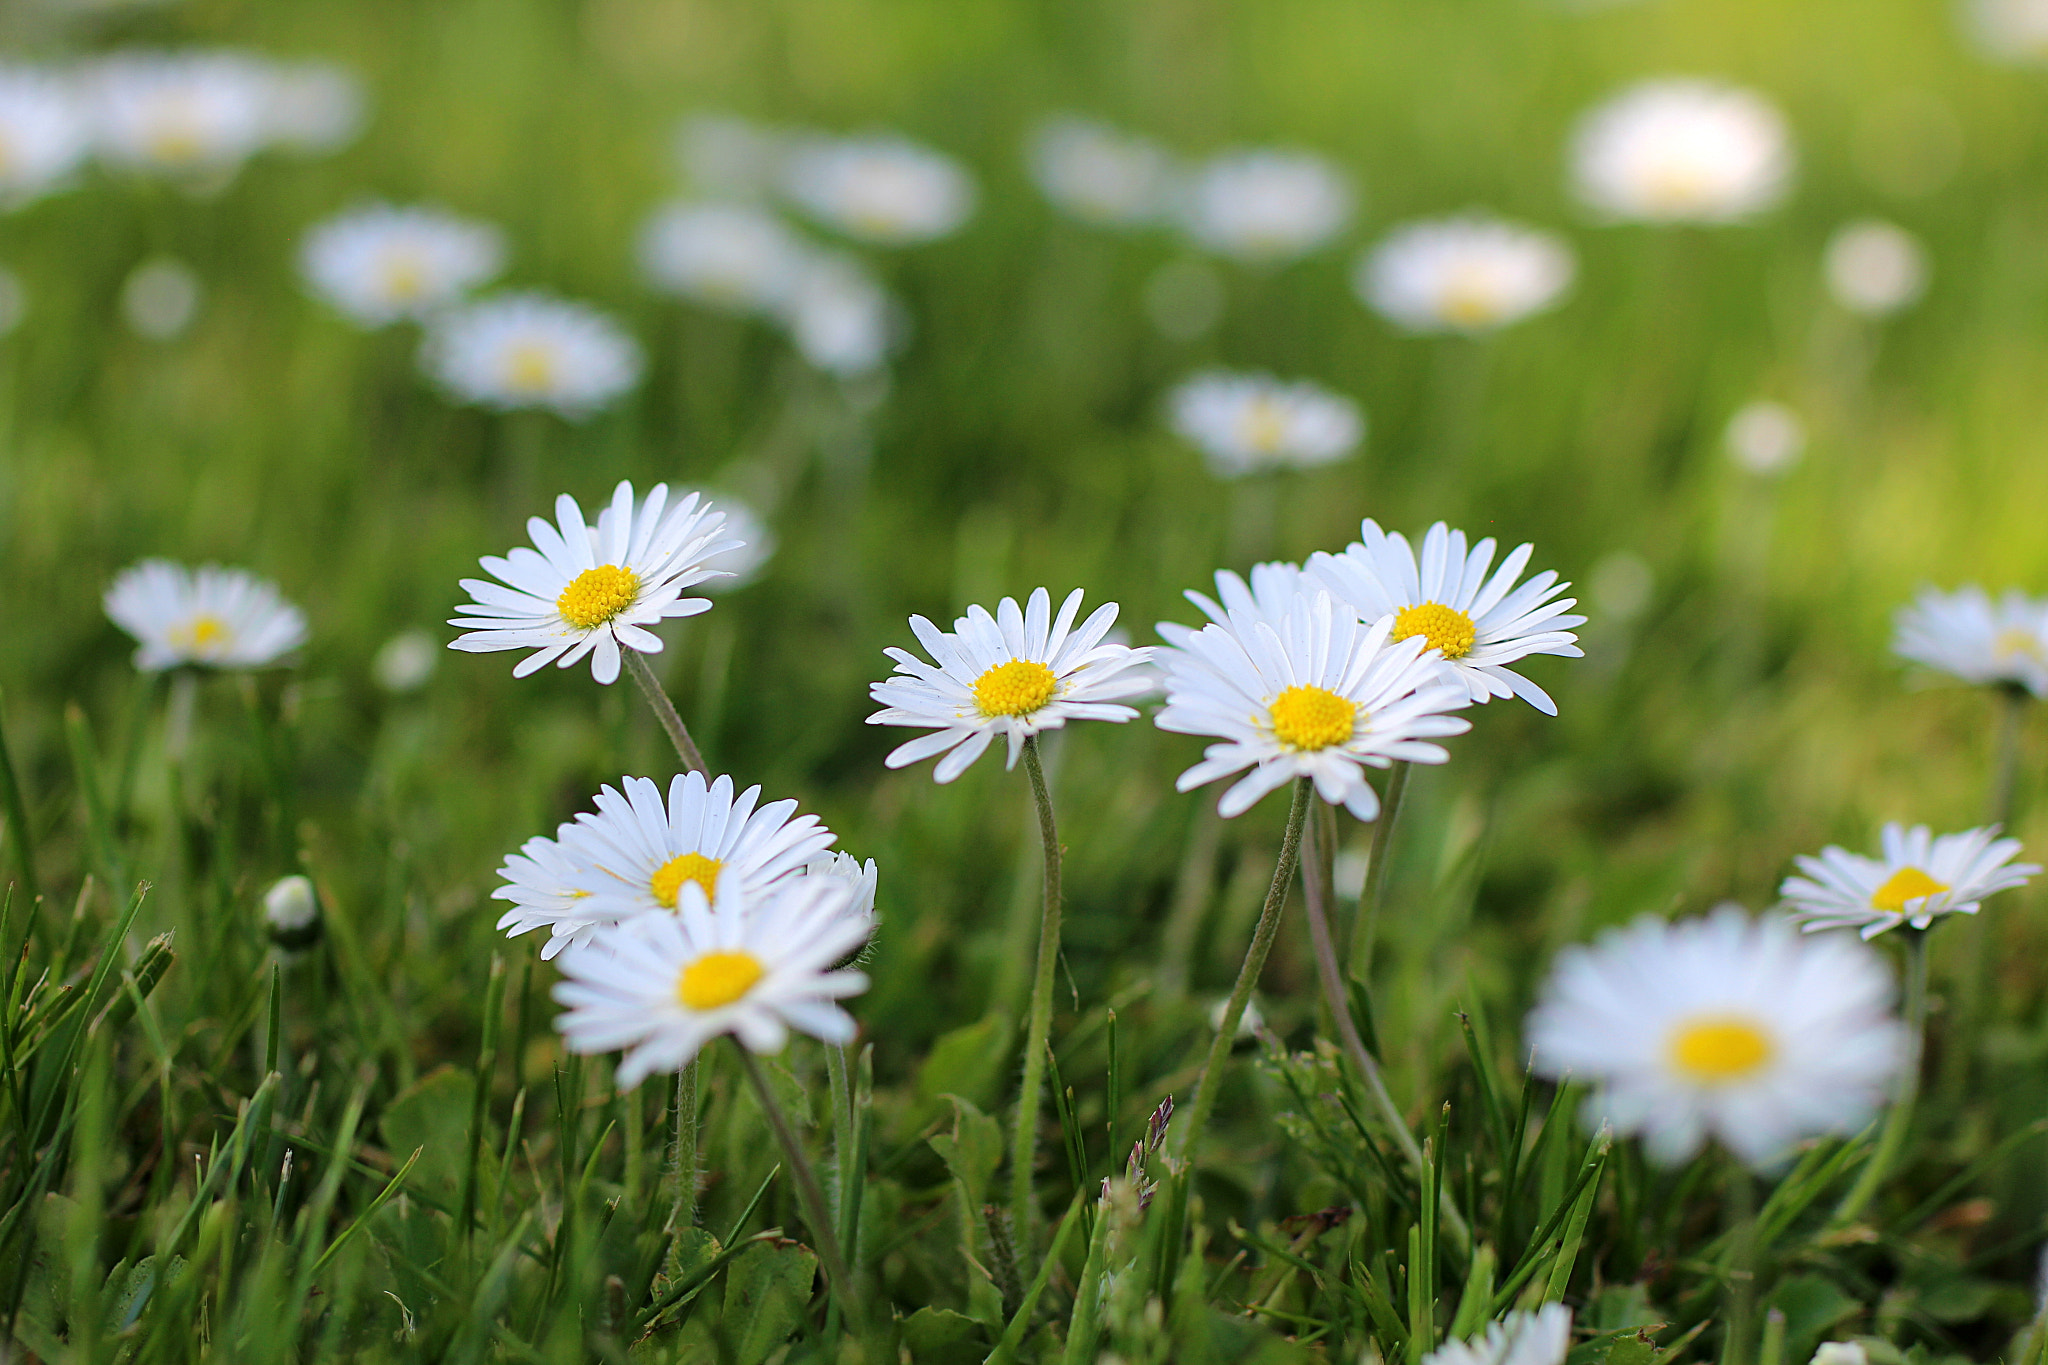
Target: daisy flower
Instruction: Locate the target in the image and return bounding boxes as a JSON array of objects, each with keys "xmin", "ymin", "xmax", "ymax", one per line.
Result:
[
  {"xmin": 1026, "ymin": 116, "xmax": 1178, "ymax": 228},
  {"xmin": 779, "ymin": 250, "xmax": 899, "ymax": 376},
  {"xmin": 86, "ymin": 51, "xmax": 271, "ymax": 180},
  {"xmin": 1570, "ymin": 80, "xmax": 1793, "ymax": 224},
  {"xmin": 1422, "ymin": 1306, "xmax": 1573, "ymax": 1365},
  {"xmin": 638, "ymin": 201, "xmax": 813, "ymax": 316},
  {"xmin": 420, "ymin": 292, "xmax": 643, "ymax": 418},
  {"xmin": 1308, "ymin": 520, "xmax": 1585, "ymax": 715},
  {"xmin": 1154, "ymin": 588, "xmax": 1472, "ymax": 820},
  {"xmin": 1824, "ymin": 220, "xmax": 1927, "ymax": 317},
  {"xmin": 104, "ymin": 560, "xmax": 307, "ymax": 671},
  {"xmin": 1724, "ymin": 401, "xmax": 1804, "ymax": 477},
  {"xmin": 1166, "ymin": 561, "xmax": 1313, "ymax": 637},
  {"xmin": 300, "ymin": 204, "xmax": 506, "ymax": 327},
  {"xmin": 780, "ymin": 134, "xmax": 975, "ymax": 245},
  {"xmin": 1177, "ymin": 148, "xmax": 1354, "ymax": 262},
  {"xmin": 867, "ymin": 587, "xmax": 1154, "ymax": 782},
  {"xmin": 1780, "ymin": 824, "xmax": 2038, "ymax": 939},
  {"xmin": 1167, "ymin": 371, "xmax": 1364, "ymax": 477},
  {"xmin": 552, "ymin": 876, "xmax": 871, "ymax": 1086},
  {"xmin": 1893, "ymin": 586, "xmax": 2048, "ymax": 696},
  {"xmin": 801, "ymin": 850, "xmax": 880, "ymax": 925},
  {"xmin": 0, "ymin": 66, "xmax": 90, "ymax": 206},
  {"xmin": 1526, "ymin": 908, "xmax": 1909, "ymax": 1167},
  {"xmin": 1359, "ymin": 216, "xmax": 1576, "ymax": 334}
]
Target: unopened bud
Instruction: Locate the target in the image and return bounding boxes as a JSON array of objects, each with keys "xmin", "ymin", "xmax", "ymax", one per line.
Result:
[{"xmin": 263, "ymin": 875, "xmax": 321, "ymax": 952}]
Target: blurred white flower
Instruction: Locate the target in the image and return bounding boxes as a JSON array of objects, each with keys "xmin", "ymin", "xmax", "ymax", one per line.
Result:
[
  {"xmin": 1179, "ymin": 148, "xmax": 1354, "ymax": 262},
  {"xmin": 1360, "ymin": 215, "xmax": 1576, "ymax": 334},
  {"xmin": 1422, "ymin": 1305, "xmax": 1572, "ymax": 1365},
  {"xmin": 1571, "ymin": 79, "xmax": 1793, "ymax": 224},
  {"xmin": 1894, "ymin": 586, "xmax": 2048, "ymax": 696},
  {"xmin": 372, "ymin": 629, "xmax": 439, "ymax": 693},
  {"xmin": 104, "ymin": 560, "xmax": 307, "ymax": 671},
  {"xmin": 262, "ymin": 874, "xmax": 320, "ymax": 950},
  {"xmin": 781, "ymin": 251, "xmax": 899, "ymax": 377},
  {"xmin": 0, "ymin": 267, "xmax": 25, "ymax": 336},
  {"xmin": 640, "ymin": 201, "xmax": 811, "ymax": 316},
  {"xmin": 421, "ymin": 293, "xmax": 643, "ymax": 418},
  {"xmin": 1810, "ymin": 1346, "xmax": 1868, "ymax": 1365},
  {"xmin": 0, "ymin": 66, "xmax": 90, "ymax": 205},
  {"xmin": 676, "ymin": 112, "xmax": 785, "ymax": 199},
  {"xmin": 1027, "ymin": 116, "xmax": 1178, "ymax": 228},
  {"xmin": 1167, "ymin": 371, "xmax": 1363, "ymax": 477},
  {"xmin": 801, "ymin": 850, "xmax": 879, "ymax": 926},
  {"xmin": 1724, "ymin": 401, "xmax": 1805, "ymax": 476},
  {"xmin": 121, "ymin": 257, "xmax": 201, "ymax": 339},
  {"xmin": 1967, "ymin": 0, "xmax": 2048, "ymax": 62},
  {"xmin": 695, "ymin": 493, "xmax": 774, "ymax": 590},
  {"xmin": 1824, "ymin": 220, "xmax": 1927, "ymax": 316},
  {"xmin": 301, "ymin": 204, "xmax": 506, "ymax": 327},
  {"xmin": 262, "ymin": 60, "xmax": 365, "ymax": 153},
  {"xmin": 781, "ymin": 134, "xmax": 975, "ymax": 245},
  {"xmin": 1209, "ymin": 993, "xmax": 1265, "ymax": 1039},
  {"xmin": 87, "ymin": 51, "xmax": 271, "ymax": 180},
  {"xmin": 1780, "ymin": 823, "xmax": 2038, "ymax": 939}
]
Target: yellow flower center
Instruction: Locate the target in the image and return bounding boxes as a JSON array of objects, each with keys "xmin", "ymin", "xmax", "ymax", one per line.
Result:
[
  {"xmin": 173, "ymin": 614, "xmax": 231, "ymax": 654},
  {"xmin": 1669, "ymin": 1016, "xmax": 1774, "ymax": 1083},
  {"xmin": 1269, "ymin": 684, "xmax": 1358, "ymax": 751},
  {"xmin": 1870, "ymin": 866, "xmax": 1949, "ymax": 913},
  {"xmin": 146, "ymin": 120, "xmax": 204, "ymax": 167},
  {"xmin": 381, "ymin": 253, "xmax": 426, "ymax": 302},
  {"xmin": 555, "ymin": 565, "xmax": 640, "ymax": 629},
  {"xmin": 503, "ymin": 342, "xmax": 556, "ymax": 394},
  {"xmin": 1237, "ymin": 397, "xmax": 1289, "ymax": 454},
  {"xmin": 677, "ymin": 949, "xmax": 764, "ymax": 1011},
  {"xmin": 650, "ymin": 852, "xmax": 723, "ymax": 910},
  {"xmin": 1392, "ymin": 601, "xmax": 1478, "ymax": 660},
  {"xmin": 1995, "ymin": 628, "xmax": 2044, "ymax": 663},
  {"xmin": 973, "ymin": 659, "xmax": 1058, "ymax": 717},
  {"xmin": 1439, "ymin": 267, "xmax": 1503, "ymax": 326},
  {"xmin": 1642, "ymin": 157, "xmax": 1714, "ymax": 212}
]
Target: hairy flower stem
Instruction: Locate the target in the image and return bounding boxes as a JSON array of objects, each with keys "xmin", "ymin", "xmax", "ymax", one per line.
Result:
[
  {"xmin": 1178, "ymin": 778, "xmax": 1311, "ymax": 1160},
  {"xmin": 1347, "ymin": 760, "xmax": 1411, "ymax": 979},
  {"xmin": 625, "ymin": 649, "xmax": 707, "ymax": 776},
  {"xmin": 666, "ymin": 1059, "xmax": 699, "ymax": 1233},
  {"xmin": 1834, "ymin": 926, "xmax": 1929, "ymax": 1226},
  {"xmin": 1009, "ymin": 735, "xmax": 1064, "ymax": 1244},
  {"xmin": 737, "ymin": 1047, "xmax": 861, "ymax": 1327}
]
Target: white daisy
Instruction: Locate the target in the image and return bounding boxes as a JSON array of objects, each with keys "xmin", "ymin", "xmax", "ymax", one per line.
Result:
[
  {"xmin": 300, "ymin": 204, "xmax": 506, "ymax": 327},
  {"xmin": 1167, "ymin": 371, "xmax": 1363, "ymax": 477},
  {"xmin": 1824, "ymin": 220, "xmax": 1927, "ymax": 317},
  {"xmin": 1169, "ymin": 561, "xmax": 1313, "ymax": 635},
  {"xmin": 448, "ymin": 480, "xmax": 739, "ymax": 684},
  {"xmin": 1359, "ymin": 216, "xmax": 1576, "ymax": 334},
  {"xmin": 1780, "ymin": 824, "xmax": 2038, "ymax": 939},
  {"xmin": 801, "ymin": 850, "xmax": 879, "ymax": 926},
  {"xmin": 259, "ymin": 60, "xmax": 365, "ymax": 154},
  {"xmin": 1308, "ymin": 520, "xmax": 1585, "ymax": 716},
  {"xmin": 86, "ymin": 51, "xmax": 271, "ymax": 180},
  {"xmin": 552, "ymin": 876, "xmax": 871, "ymax": 1087},
  {"xmin": 420, "ymin": 292, "xmax": 643, "ymax": 419},
  {"xmin": 638, "ymin": 201, "xmax": 812, "ymax": 316},
  {"xmin": 1154, "ymin": 588, "xmax": 1472, "ymax": 820},
  {"xmin": 780, "ymin": 134, "xmax": 975, "ymax": 245},
  {"xmin": 1026, "ymin": 116, "xmax": 1178, "ymax": 228},
  {"xmin": 1422, "ymin": 1306, "xmax": 1573, "ymax": 1365},
  {"xmin": 1177, "ymin": 148, "xmax": 1354, "ymax": 262},
  {"xmin": 1570, "ymin": 80, "xmax": 1793, "ymax": 224},
  {"xmin": 778, "ymin": 250, "xmax": 899, "ymax": 376},
  {"xmin": 0, "ymin": 66, "xmax": 90, "ymax": 206},
  {"xmin": 491, "ymin": 828, "xmax": 596, "ymax": 959},
  {"xmin": 104, "ymin": 559, "xmax": 307, "ymax": 671},
  {"xmin": 1893, "ymin": 585, "xmax": 2048, "ymax": 696},
  {"xmin": 1526, "ymin": 908, "xmax": 1909, "ymax": 1167},
  {"xmin": 867, "ymin": 587, "xmax": 1155, "ymax": 782},
  {"xmin": 1724, "ymin": 401, "xmax": 1805, "ymax": 477}
]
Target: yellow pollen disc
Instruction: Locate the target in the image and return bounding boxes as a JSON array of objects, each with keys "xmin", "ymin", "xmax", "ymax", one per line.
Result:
[
  {"xmin": 1870, "ymin": 866, "xmax": 1949, "ymax": 913},
  {"xmin": 973, "ymin": 659, "xmax": 1058, "ymax": 718},
  {"xmin": 174, "ymin": 614, "xmax": 231, "ymax": 653},
  {"xmin": 677, "ymin": 949, "xmax": 764, "ymax": 1011},
  {"xmin": 1995, "ymin": 627, "xmax": 2044, "ymax": 663},
  {"xmin": 1439, "ymin": 269, "xmax": 1503, "ymax": 326},
  {"xmin": 1392, "ymin": 601, "xmax": 1478, "ymax": 660},
  {"xmin": 382, "ymin": 254, "xmax": 426, "ymax": 302},
  {"xmin": 1669, "ymin": 1016, "xmax": 1773, "ymax": 1083},
  {"xmin": 503, "ymin": 342, "xmax": 556, "ymax": 394},
  {"xmin": 1238, "ymin": 398, "xmax": 1289, "ymax": 454},
  {"xmin": 650, "ymin": 852, "xmax": 723, "ymax": 909},
  {"xmin": 1269, "ymin": 684, "xmax": 1358, "ymax": 751},
  {"xmin": 147, "ymin": 113, "xmax": 204, "ymax": 166},
  {"xmin": 556, "ymin": 564, "xmax": 640, "ymax": 629},
  {"xmin": 1643, "ymin": 158, "xmax": 1713, "ymax": 211}
]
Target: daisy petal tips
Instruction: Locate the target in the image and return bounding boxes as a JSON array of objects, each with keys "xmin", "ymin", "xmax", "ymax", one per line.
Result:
[
  {"xmin": 448, "ymin": 480, "xmax": 742, "ymax": 684},
  {"xmin": 867, "ymin": 587, "xmax": 1155, "ymax": 782},
  {"xmin": 1779, "ymin": 823, "xmax": 2039, "ymax": 939}
]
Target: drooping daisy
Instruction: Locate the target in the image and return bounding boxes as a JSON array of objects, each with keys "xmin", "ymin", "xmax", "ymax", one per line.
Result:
[
  {"xmin": 1167, "ymin": 371, "xmax": 1364, "ymax": 477},
  {"xmin": 778, "ymin": 250, "xmax": 899, "ymax": 376},
  {"xmin": 780, "ymin": 134, "xmax": 975, "ymax": 245},
  {"xmin": 1154, "ymin": 588, "xmax": 1472, "ymax": 820},
  {"xmin": 1308, "ymin": 521, "xmax": 1585, "ymax": 715},
  {"xmin": 104, "ymin": 560, "xmax": 307, "ymax": 671},
  {"xmin": 1026, "ymin": 116, "xmax": 1178, "ymax": 228},
  {"xmin": 1893, "ymin": 586, "xmax": 2048, "ymax": 696},
  {"xmin": 1780, "ymin": 824, "xmax": 2038, "ymax": 938},
  {"xmin": 1177, "ymin": 148, "xmax": 1354, "ymax": 263},
  {"xmin": 0, "ymin": 66, "xmax": 90, "ymax": 206},
  {"xmin": 867, "ymin": 588, "xmax": 1154, "ymax": 782},
  {"xmin": 552, "ymin": 876, "xmax": 871, "ymax": 1086},
  {"xmin": 448, "ymin": 481, "xmax": 738, "ymax": 683},
  {"xmin": 420, "ymin": 292, "xmax": 643, "ymax": 418},
  {"xmin": 86, "ymin": 51, "xmax": 271, "ymax": 180},
  {"xmin": 1422, "ymin": 1306, "xmax": 1573, "ymax": 1365},
  {"xmin": 300, "ymin": 204, "xmax": 506, "ymax": 327},
  {"xmin": 1824, "ymin": 220, "xmax": 1927, "ymax": 317},
  {"xmin": 638, "ymin": 201, "xmax": 812, "ymax": 316},
  {"xmin": 1526, "ymin": 908, "xmax": 1909, "ymax": 1167},
  {"xmin": 1570, "ymin": 80, "xmax": 1793, "ymax": 224},
  {"xmin": 1359, "ymin": 216, "xmax": 1576, "ymax": 334}
]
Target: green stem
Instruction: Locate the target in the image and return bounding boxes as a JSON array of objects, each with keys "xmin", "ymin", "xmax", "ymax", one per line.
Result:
[
  {"xmin": 0, "ymin": 686, "xmax": 39, "ymax": 909},
  {"xmin": 735, "ymin": 1047, "xmax": 859, "ymax": 1326},
  {"xmin": 1834, "ymin": 928, "xmax": 1929, "ymax": 1226},
  {"xmin": 1347, "ymin": 761, "xmax": 1411, "ymax": 980},
  {"xmin": 667, "ymin": 1058, "xmax": 699, "ymax": 1232},
  {"xmin": 1721, "ymin": 1162, "xmax": 1759, "ymax": 1365},
  {"xmin": 624, "ymin": 649, "xmax": 707, "ymax": 776},
  {"xmin": 1009, "ymin": 735, "xmax": 1064, "ymax": 1244},
  {"xmin": 825, "ymin": 1043, "xmax": 855, "ymax": 1224},
  {"xmin": 1177, "ymin": 778, "xmax": 1311, "ymax": 1161},
  {"xmin": 1990, "ymin": 684, "xmax": 2029, "ymax": 828}
]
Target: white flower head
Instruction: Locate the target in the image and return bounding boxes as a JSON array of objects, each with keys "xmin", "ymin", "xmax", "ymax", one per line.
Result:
[
  {"xmin": 449, "ymin": 481, "xmax": 739, "ymax": 684},
  {"xmin": 1780, "ymin": 823, "xmax": 2038, "ymax": 939},
  {"xmin": 371, "ymin": 629, "xmax": 439, "ymax": 693},
  {"xmin": 1724, "ymin": 401, "xmax": 1805, "ymax": 476},
  {"xmin": 1570, "ymin": 79, "xmax": 1793, "ymax": 224},
  {"xmin": 0, "ymin": 66, "xmax": 90, "ymax": 206},
  {"xmin": 301, "ymin": 204, "xmax": 506, "ymax": 327},
  {"xmin": 1810, "ymin": 1344, "xmax": 1869, "ymax": 1365},
  {"xmin": 87, "ymin": 51, "xmax": 271, "ymax": 179},
  {"xmin": 1893, "ymin": 585, "xmax": 2048, "ymax": 696},
  {"xmin": 1155, "ymin": 588, "xmax": 1472, "ymax": 820},
  {"xmin": 1167, "ymin": 371, "xmax": 1363, "ymax": 477},
  {"xmin": 421, "ymin": 292, "xmax": 643, "ymax": 418},
  {"xmin": 1027, "ymin": 116, "xmax": 1178, "ymax": 228},
  {"xmin": 1422, "ymin": 1306, "xmax": 1573, "ymax": 1365},
  {"xmin": 1308, "ymin": 520, "xmax": 1585, "ymax": 716},
  {"xmin": 552, "ymin": 876, "xmax": 871, "ymax": 1087},
  {"xmin": 1360, "ymin": 216, "xmax": 1576, "ymax": 334},
  {"xmin": 1527, "ymin": 908, "xmax": 1910, "ymax": 1167},
  {"xmin": 105, "ymin": 560, "xmax": 307, "ymax": 671},
  {"xmin": 801, "ymin": 850, "xmax": 879, "ymax": 926},
  {"xmin": 1174, "ymin": 561, "xmax": 1312, "ymax": 634},
  {"xmin": 639, "ymin": 201, "xmax": 812, "ymax": 316},
  {"xmin": 262, "ymin": 873, "xmax": 321, "ymax": 951},
  {"xmin": 1178, "ymin": 148, "xmax": 1354, "ymax": 262},
  {"xmin": 261, "ymin": 60, "xmax": 365, "ymax": 154},
  {"xmin": 868, "ymin": 587, "xmax": 1155, "ymax": 782},
  {"xmin": 1824, "ymin": 220, "xmax": 1927, "ymax": 317},
  {"xmin": 781, "ymin": 134, "xmax": 975, "ymax": 245},
  {"xmin": 780, "ymin": 250, "xmax": 900, "ymax": 376}
]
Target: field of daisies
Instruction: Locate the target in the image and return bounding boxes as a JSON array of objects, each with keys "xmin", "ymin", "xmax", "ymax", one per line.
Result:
[{"xmin": 10, "ymin": 0, "xmax": 2048, "ymax": 1361}]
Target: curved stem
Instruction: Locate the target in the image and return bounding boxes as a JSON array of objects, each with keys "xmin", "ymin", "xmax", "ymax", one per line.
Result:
[
  {"xmin": 1009, "ymin": 735, "xmax": 1064, "ymax": 1244},
  {"xmin": 624, "ymin": 649, "xmax": 707, "ymax": 776},
  {"xmin": 1347, "ymin": 761, "xmax": 1411, "ymax": 980},
  {"xmin": 736, "ymin": 1047, "xmax": 860, "ymax": 1326},
  {"xmin": 1178, "ymin": 778, "xmax": 1312, "ymax": 1161},
  {"xmin": 1833, "ymin": 928, "xmax": 1928, "ymax": 1226},
  {"xmin": 666, "ymin": 1059, "xmax": 698, "ymax": 1233}
]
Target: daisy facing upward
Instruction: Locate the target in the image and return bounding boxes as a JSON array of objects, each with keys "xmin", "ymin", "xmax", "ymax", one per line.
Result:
[{"xmin": 1779, "ymin": 823, "xmax": 2037, "ymax": 939}]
